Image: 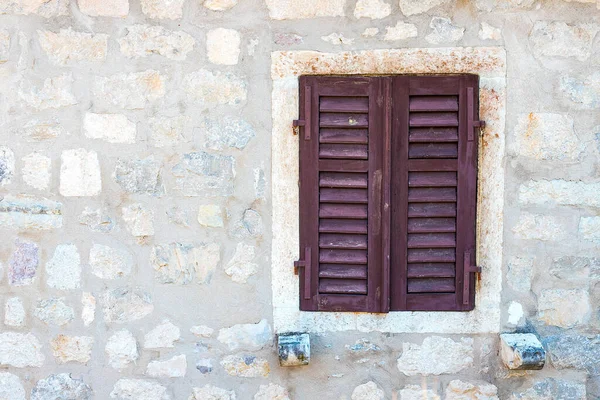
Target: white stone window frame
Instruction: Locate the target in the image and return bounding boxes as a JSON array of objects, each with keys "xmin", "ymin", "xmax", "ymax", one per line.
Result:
[{"xmin": 271, "ymin": 48, "xmax": 506, "ymax": 334}]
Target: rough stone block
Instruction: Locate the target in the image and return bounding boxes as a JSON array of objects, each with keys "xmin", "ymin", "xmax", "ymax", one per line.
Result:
[
  {"xmin": 519, "ymin": 180, "xmax": 600, "ymax": 208},
  {"xmin": 206, "ymin": 28, "xmax": 240, "ymax": 65},
  {"xmin": 183, "ymin": 69, "xmax": 246, "ymax": 105},
  {"xmin": 150, "ymin": 242, "xmax": 220, "ymax": 284},
  {"xmin": 89, "ymin": 244, "xmax": 132, "ymax": 279},
  {"xmin": 225, "ymin": 242, "xmax": 258, "ymax": 283},
  {"xmin": 119, "ymin": 25, "xmax": 194, "ymax": 61},
  {"xmin": 398, "ymin": 385, "xmax": 440, "ymax": 400},
  {"xmin": 50, "ymin": 335, "xmax": 94, "ymax": 364},
  {"xmin": 397, "ymin": 336, "xmax": 474, "ymax": 376},
  {"xmin": 81, "ymin": 292, "xmax": 96, "ymax": 326},
  {"xmin": 19, "ymin": 74, "xmax": 77, "ymax": 110},
  {"xmin": 114, "ymin": 157, "xmax": 164, "ymax": 195},
  {"xmin": 479, "ymin": 22, "xmax": 502, "ymax": 40},
  {"xmin": 544, "ymin": 334, "xmax": 600, "ymax": 375},
  {"xmin": 579, "ymin": 216, "xmax": 600, "ymax": 243},
  {"xmin": 203, "ymin": 116, "xmax": 255, "ymax": 150},
  {"xmin": 475, "ymin": 0, "xmax": 535, "ymax": 11},
  {"xmin": 511, "ymin": 213, "xmax": 566, "ymax": 241},
  {"xmin": 46, "ymin": 244, "xmax": 81, "ymax": 290},
  {"xmin": 506, "ymin": 257, "xmax": 533, "ymax": 292},
  {"xmin": 149, "ymin": 115, "xmax": 188, "ymax": 147},
  {"xmin": 197, "ymin": 204, "xmax": 224, "ymax": 228},
  {"xmin": 9, "ymin": 239, "xmax": 38, "ymax": 286},
  {"xmin": 83, "ymin": 113, "xmax": 136, "ymax": 143},
  {"xmin": 220, "ymin": 355, "xmax": 270, "ymax": 377},
  {"xmin": 38, "ymin": 29, "xmax": 107, "ymax": 65},
  {"xmin": 33, "ymin": 298, "xmax": 74, "ymax": 326},
  {"xmin": 265, "ymin": 0, "xmax": 345, "ymax": 19},
  {"xmin": 173, "ymin": 152, "xmax": 235, "ymax": 197},
  {"xmin": 31, "ymin": 374, "xmax": 92, "ymax": 400},
  {"xmin": 79, "ymin": 207, "xmax": 114, "ymax": 232},
  {"xmin": 101, "ymin": 287, "xmax": 154, "ymax": 323},
  {"xmin": 218, "ymin": 319, "xmax": 272, "ymax": 351},
  {"xmin": 560, "ymin": 72, "xmax": 600, "ymax": 109},
  {"xmin": 122, "ymin": 203, "xmax": 154, "ymax": 237},
  {"xmin": 354, "ymin": 0, "xmax": 391, "ymax": 19},
  {"xmin": 513, "ymin": 113, "xmax": 582, "ymax": 160},
  {"xmin": 93, "ymin": 70, "xmax": 165, "ymax": 109},
  {"xmin": 255, "ymin": 384, "xmax": 290, "ymax": 400},
  {"xmin": 530, "ymin": 21, "xmax": 599, "ymax": 61},
  {"xmin": 0, "ymin": 0, "xmax": 68, "ymax": 17},
  {"xmin": 59, "ymin": 149, "xmax": 102, "ymax": 197},
  {"xmin": 399, "ymin": 0, "xmax": 448, "ymax": 15},
  {"xmin": 352, "ymin": 381, "xmax": 385, "ymax": 400},
  {"xmin": 0, "ymin": 196, "xmax": 62, "ymax": 230},
  {"xmin": 146, "ymin": 354, "xmax": 187, "ymax": 378},
  {"xmin": 0, "ymin": 332, "xmax": 44, "ymax": 367},
  {"xmin": 500, "ymin": 333, "xmax": 545, "ymax": 370},
  {"xmin": 22, "ymin": 153, "xmax": 51, "ymax": 190},
  {"xmin": 278, "ymin": 332, "xmax": 309, "ymax": 367},
  {"xmin": 538, "ymin": 289, "xmax": 590, "ymax": 328},
  {"xmin": 510, "ymin": 378, "xmax": 586, "ymax": 400},
  {"xmin": 445, "ymin": 380, "xmax": 499, "ymax": 400},
  {"xmin": 0, "ymin": 146, "xmax": 15, "ymax": 185},
  {"xmin": 203, "ymin": 0, "xmax": 238, "ymax": 10},
  {"xmin": 384, "ymin": 22, "xmax": 418, "ymax": 41},
  {"xmin": 425, "ymin": 17, "xmax": 464, "ymax": 44},
  {"xmin": 0, "ymin": 372, "xmax": 25, "ymax": 400},
  {"xmin": 190, "ymin": 385, "xmax": 235, "ymax": 400},
  {"xmin": 141, "ymin": 0, "xmax": 184, "ymax": 19},
  {"xmin": 77, "ymin": 0, "xmax": 129, "ymax": 17},
  {"xmin": 4, "ymin": 297, "xmax": 25, "ymax": 327},
  {"xmin": 110, "ymin": 379, "xmax": 169, "ymax": 400},
  {"xmin": 144, "ymin": 320, "xmax": 180, "ymax": 348},
  {"xmin": 105, "ymin": 329, "xmax": 138, "ymax": 370}
]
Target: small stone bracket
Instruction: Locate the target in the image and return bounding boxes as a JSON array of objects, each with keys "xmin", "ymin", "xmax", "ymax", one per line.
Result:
[
  {"xmin": 278, "ymin": 332, "xmax": 310, "ymax": 367},
  {"xmin": 500, "ymin": 333, "xmax": 546, "ymax": 370}
]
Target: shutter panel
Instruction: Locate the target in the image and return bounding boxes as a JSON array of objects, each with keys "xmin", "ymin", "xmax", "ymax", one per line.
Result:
[
  {"xmin": 297, "ymin": 76, "xmax": 389, "ymax": 312},
  {"xmin": 390, "ymin": 75, "xmax": 479, "ymax": 311}
]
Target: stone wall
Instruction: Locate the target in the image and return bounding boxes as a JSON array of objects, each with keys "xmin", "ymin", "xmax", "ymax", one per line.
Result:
[{"xmin": 0, "ymin": 0, "xmax": 599, "ymax": 399}]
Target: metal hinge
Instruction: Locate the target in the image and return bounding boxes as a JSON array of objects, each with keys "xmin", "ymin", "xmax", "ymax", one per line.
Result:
[
  {"xmin": 467, "ymin": 87, "xmax": 486, "ymax": 141},
  {"xmin": 463, "ymin": 251, "xmax": 482, "ymax": 305},
  {"xmin": 292, "ymin": 119, "xmax": 305, "ymax": 136},
  {"xmin": 294, "ymin": 247, "xmax": 312, "ymax": 300}
]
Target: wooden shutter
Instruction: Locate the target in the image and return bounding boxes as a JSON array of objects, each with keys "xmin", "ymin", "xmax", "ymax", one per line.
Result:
[
  {"xmin": 390, "ymin": 75, "xmax": 480, "ymax": 311},
  {"xmin": 296, "ymin": 76, "xmax": 390, "ymax": 312}
]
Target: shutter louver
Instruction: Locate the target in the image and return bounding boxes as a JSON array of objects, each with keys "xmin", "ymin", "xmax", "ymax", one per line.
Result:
[
  {"xmin": 391, "ymin": 75, "xmax": 479, "ymax": 311},
  {"xmin": 297, "ymin": 76, "xmax": 389, "ymax": 312}
]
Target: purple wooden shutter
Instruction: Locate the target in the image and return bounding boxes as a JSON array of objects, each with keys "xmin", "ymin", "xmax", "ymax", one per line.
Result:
[
  {"xmin": 297, "ymin": 76, "xmax": 390, "ymax": 312},
  {"xmin": 390, "ymin": 75, "xmax": 480, "ymax": 311}
]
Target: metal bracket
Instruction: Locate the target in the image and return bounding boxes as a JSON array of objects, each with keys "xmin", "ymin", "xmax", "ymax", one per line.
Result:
[
  {"xmin": 467, "ymin": 87, "xmax": 486, "ymax": 141},
  {"xmin": 463, "ymin": 251, "xmax": 482, "ymax": 305},
  {"xmin": 294, "ymin": 247, "xmax": 312, "ymax": 300},
  {"xmin": 292, "ymin": 119, "xmax": 305, "ymax": 136}
]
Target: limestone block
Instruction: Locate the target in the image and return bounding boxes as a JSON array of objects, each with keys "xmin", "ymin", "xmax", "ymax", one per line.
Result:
[
  {"xmin": 19, "ymin": 74, "xmax": 77, "ymax": 110},
  {"xmin": 4, "ymin": 297, "xmax": 25, "ymax": 327},
  {"xmin": 50, "ymin": 335, "xmax": 94, "ymax": 364},
  {"xmin": 265, "ymin": 0, "xmax": 345, "ymax": 19},
  {"xmin": 0, "ymin": 196, "xmax": 62, "ymax": 230},
  {"xmin": 0, "ymin": 0, "xmax": 68, "ymax": 17},
  {"xmin": 94, "ymin": 70, "xmax": 165, "ymax": 109},
  {"xmin": 22, "ymin": 153, "xmax": 51, "ymax": 190},
  {"xmin": 150, "ymin": 242, "xmax": 220, "ymax": 284},
  {"xmin": 511, "ymin": 213, "xmax": 566, "ymax": 241},
  {"xmin": 141, "ymin": 0, "xmax": 184, "ymax": 19},
  {"xmin": 510, "ymin": 378, "xmax": 586, "ymax": 400},
  {"xmin": 475, "ymin": 0, "xmax": 535, "ymax": 11},
  {"xmin": 0, "ymin": 146, "xmax": 14, "ymax": 185},
  {"xmin": 9, "ymin": 239, "xmax": 38, "ymax": 286},
  {"xmin": 354, "ymin": 0, "xmax": 390, "ymax": 19},
  {"xmin": 530, "ymin": 21, "xmax": 599, "ymax": 61},
  {"xmin": 190, "ymin": 385, "xmax": 235, "ymax": 400},
  {"xmin": 426, "ymin": 17, "xmax": 464, "ymax": 44},
  {"xmin": 149, "ymin": 115, "xmax": 188, "ymax": 147},
  {"xmin": 0, "ymin": 30, "xmax": 9, "ymax": 62},
  {"xmin": 59, "ymin": 149, "xmax": 102, "ymax": 197},
  {"xmin": 183, "ymin": 69, "xmax": 246, "ymax": 105},
  {"xmin": 203, "ymin": 0, "xmax": 237, "ymax": 10},
  {"xmin": 79, "ymin": 207, "xmax": 114, "ymax": 232},
  {"xmin": 110, "ymin": 379, "xmax": 170, "ymax": 400},
  {"xmin": 398, "ymin": 385, "xmax": 440, "ymax": 400},
  {"xmin": 89, "ymin": 244, "xmax": 132, "ymax": 279},
  {"xmin": 81, "ymin": 292, "xmax": 96, "ymax": 326},
  {"xmin": 399, "ymin": 0, "xmax": 449, "ymax": 15},
  {"xmin": 18, "ymin": 119, "xmax": 68, "ymax": 142},
  {"xmin": 34, "ymin": 298, "xmax": 74, "ymax": 326},
  {"xmin": 230, "ymin": 209, "xmax": 263, "ymax": 238},
  {"xmin": 119, "ymin": 25, "xmax": 194, "ymax": 61},
  {"xmin": 220, "ymin": 355, "xmax": 270, "ymax": 377},
  {"xmin": 321, "ymin": 33, "xmax": 354, "ymax": 45},
  {"xmin": 144, "ymin": 320, "xmax": 180, "ymax": 348},
  {"xmin": 114, "ymin": 157, "xmax": 164, "ymax": 195},
  {"xmin": 172, "ymin": 152, "xmax": 235, "ymax": 196},
  {"xmin": 38, "ymin": 29, "xmax": 107, "ymax": 65},
  {"xmin": 538, "ymin": 289, "xmax": 590, "ymax": 328},
  {"xmin": 479, "ymin": 22, "xmax": 501, "ymax": 40},
  {"xmin": 190, "ymin": 325, "xmax": 214, "ymax": 337},
  {"xmin": 0, "ymin": 332, "xmax": 44, "ymax": 367},
  {"xmin": 278, "ymin": 332, "xmax": 310, "ymax": 367},
  {"xmin": 203, "ymin": 116, "xmax": 255, "ymax": 150},
  {"xmin": 254, "ymin": 384, "xmax": 291, "ymax": 400},
  {"xmin": 206, "ymin": 28, "xmax": 240, "ymax": 65},
  {"xmin": 122, "ymin": 203, "xmax": 154, "ymax": 237},
  {"xmin": 500, "ymin": 333, "xmax": 545, "ymax": 370},
  {"xmin": 544, "ymin": 334, "xmax": 600, "ymax": 375},
  {"xmin": 519, "ymin": 180, "xmax": 600, "ymax": 207},
  {"xmin": 352, "ymin": 381, "xmax": 385, "ymax": 400},
  {"xmin": 384, "ymin": 22, "xmax": 418, "ymax": 41},
  {"xmin": 83, "ymin": 113, "xmax": 136, "ymax": 143},
  {"xmin": 225, "ymin": 243, "xmax": 258, "ymax": 283},
  {"xmin": 218, "ymin": 319, "xmax": 272, "ymax": 351},
  {"xmin": 166, "ymin": 207, "xmax": 189, "ymax": 226},
  {"xmin": 101, "ymin": 287, "xmax": 154, "ymax": 323},
  {"xmin": 0, "ymin": 372, "xmax": 26, "ymax": 400},
  {"xmin": 198, "ymin": 205, "xmax": 224, "ymax": 228},
  {"xmin": 31, "ymin": 374, "xmax": 92, "ymax": 400},
  {"xmin": 445, "ymin": 380, "xmax": 499, "ymax": 400},
  {"xmin": 550, "ymin": 256, "xmax": 599, "ymax": 282},
  {"xmin": 46, "ymin": 244, "xmax": 81, "ymax": 290},
  {"xmin": 77, "ymin": 0, "xmax": 129, "ymax": 17},
  {"xmin": 105, "ymin": 329, "xmax": 138, "ymax": 370},
  {"xmin": 146, "ymin": 354, "xmax": 187, "ymax": 378},
  {"xmin": 580, "ymin": 217, "xmax": 600, "ymax": 243},
  {"xmin": 362, "ymin": 28, "xmax": 379, "ymax": 37},
  {"xmin": 397, "ymin": 336, "xmax": 474, "ymax": 375},
  {"xmin": 506, "ymin": 257, "xmax": 533, "ymax": 292},
  {"xmin": 560, "ymin": 72, "xmax": 600, "ymax": 109}
]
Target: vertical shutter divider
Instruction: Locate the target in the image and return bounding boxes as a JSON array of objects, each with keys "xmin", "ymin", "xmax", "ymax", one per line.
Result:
[{"xmin": 381, "ymin": 77, "xmax": 392, "ymax": 312}]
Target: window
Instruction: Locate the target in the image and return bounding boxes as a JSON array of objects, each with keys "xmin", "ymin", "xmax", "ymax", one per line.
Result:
[{"xmin": 294, "ymin": 75, "xmax": 482, "ymax": 313}]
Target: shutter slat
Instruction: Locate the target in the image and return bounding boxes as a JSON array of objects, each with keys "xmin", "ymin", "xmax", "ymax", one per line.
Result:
[
  {"xmin": 320, "ymin": 249, "xmax": 368, "ymax": 264},
  {"xmin": 319, "ymin": 279, "xmax": 367, "ymax": 294},
  {"xmin": 408, "ymin": 203, "xmax": 457, "ymax": 217},
  {"xmin": 409, "ymin": 112, "xmax": 458, "ymax": 127},
  {"xmin": 320, "ymin": 97, "xmax": 369, "ymax": 113},
  {"xmin": 408, "ymin": 278, "xmax": 455, "ymax": 293},
  {"xmin": 319, "ymin": 160, "xmax": 369, "ymax": 173},
  {"xmin": 319, "ymin": 204, "xmax": 368, "ymax": 219},
  {"xmin": 409, "ymin": 127, "xmax": 458, "ymax": 143},
  {"xmin": 408, "ymin": 159, "xmax": 458, "ymax": 172},
  {"xmin": 320, "ymin": 188, "xmax": 368, "ymax": 204},
  {"xmin": 319, "ymin": 264, "xmax": 367, "ymax": 279},
  {"xmin": 408, "ymin": 187, "xmax": 457, "ymax": 202},
  {"xmin": 407, "ymin": 248, "xmax": 456, "ymax": 263},
  {"xmin": 408, "ymin": 233, "xmax": 456, "ymax": 248},
  {"xmin": 320, "ymin": 113, "xmax": 369, "ymax": 128},
  {"xmin": 320, "ymin": 144, "xmax": 368, "ymax": 159},
  {"xmin": 409, "ymin": 143, "xmax": 458, "ymax": 159},
  {"xmin": 320, "ymin": 128, "xmax": 369, "ymax": 144},
  {"xmin": 319, "ymin": 219, "xmax": 368, "ymax": 234},
  {"xmin": 408, "ymin": 218, "xmax": 456, "ymax": 233},
  {"xmin": 319, "ymin": 234, "xmax": 368, "ymax": 249},
  {"xmin": 408, "ymin": 172, "xmax": 457, "ymax": 187},
  {"xmin": 320, "ymin": 172, "xmax": 368, "ymax": 188},
  {"xmin": 407, "ymin": 263, "xmax": 456, "ymax": 278},
  {"xmin": 409, "ymin": 96, "xmax": 458, "ymax": 112}
]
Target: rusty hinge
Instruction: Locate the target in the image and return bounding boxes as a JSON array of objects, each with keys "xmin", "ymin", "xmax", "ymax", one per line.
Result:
[
  {"xmin": 463, "ymin": 251, "xmax": 482, "ymax": 305},
  {"xmin": 293, "ymin": 86, "xmax": 311, "ymax": 140},
  {"xmin": 292, "ymin": 119, "xmax": 305, "ymax": 136},
  {"xmin": 467, "ymin": 87, "xmax": 485, "ymax": 141},
  {"xmin": 294, "ymin": 247, "xmax": 312, "ymax": 300}
]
